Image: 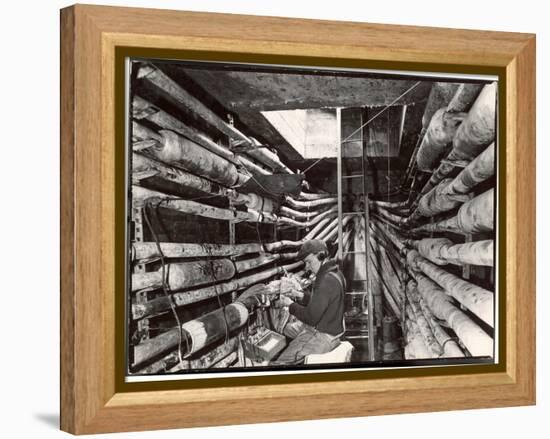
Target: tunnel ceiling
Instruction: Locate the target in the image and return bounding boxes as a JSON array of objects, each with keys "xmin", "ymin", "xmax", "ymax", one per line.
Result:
[{"xmin": 155, "ymin": 63, "xmax": 432, "ymax": 170}]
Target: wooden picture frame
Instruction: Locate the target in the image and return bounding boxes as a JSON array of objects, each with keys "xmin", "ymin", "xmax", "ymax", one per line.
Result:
[{"xmin": 60, "ymin": 4, "xmax": 536, "ymax": 434}]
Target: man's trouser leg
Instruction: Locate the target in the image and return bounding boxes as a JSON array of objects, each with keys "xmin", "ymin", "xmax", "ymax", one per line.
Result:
[{"xmin": 272, "ymin": 326, "xmax": 339, "ymax": 365}]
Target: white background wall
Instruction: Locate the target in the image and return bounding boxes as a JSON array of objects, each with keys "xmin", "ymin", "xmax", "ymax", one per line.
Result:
[{"xmin": 0, "ymin": 0, "xmax": 546, "ymax": 437}]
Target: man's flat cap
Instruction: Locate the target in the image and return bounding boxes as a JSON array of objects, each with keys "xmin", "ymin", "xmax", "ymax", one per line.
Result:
[{"xmin": 297, "ymin": 239, "xmax": 328, "ymax": 259}]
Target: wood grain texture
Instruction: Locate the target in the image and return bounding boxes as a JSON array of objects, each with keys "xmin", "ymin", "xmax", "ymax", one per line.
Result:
[
  {"xmin": 60, "ymin": 4, "xmax": 536, "ymax": 434},
  {"xmin": 60, "ymin": 6, "xmax": 75, "ymax": 434}
]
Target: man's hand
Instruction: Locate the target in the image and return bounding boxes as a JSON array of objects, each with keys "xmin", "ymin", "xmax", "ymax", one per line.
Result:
[
  {"xmin": 278, "ymin": 295, "xmax": 294, "ymax": 307},
  {"xmin": 287, "ymin": 289, "xmax": 304, "ymax": 300}
]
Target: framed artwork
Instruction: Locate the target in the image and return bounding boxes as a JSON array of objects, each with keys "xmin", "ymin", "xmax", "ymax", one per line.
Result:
[{"xmin": 60, "ymin": 4, "xmax": 536, "ymax": 434}]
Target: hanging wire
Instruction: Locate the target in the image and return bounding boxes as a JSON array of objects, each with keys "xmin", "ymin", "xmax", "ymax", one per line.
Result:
[
  {"xmin": 203, "ymin": 242, "xmax": 231, "ymax": 346},
  {"xmin": 341, "ymin": 81, "xmax": 422, "ymax": 144},
  {"xmin": 142, "ymin": 200, "xmax": 189, "ymax": 369}
]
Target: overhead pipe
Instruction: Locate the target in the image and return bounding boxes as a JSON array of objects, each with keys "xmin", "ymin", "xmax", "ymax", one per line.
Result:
[
  {"xmin": 367, "ymin": 246, "xmax": 401, "ymax": 319},
  {"xmin": 413, "ymin": 272, "xmax": 493, "ymax": 356},
  {"xmin": 132, "ymin": 240, "xmax": 304, "ymax": 264},
  {"xmin": 411, "ymin": 188, "xmax": 494, "ymax": 235},
  {"xmin": 370, "ymin": 219, "xmax": 407, "ymax": 254},
  {"xmin": 314, "ymin": 216, "xmax": 340, "ymax": 242},
  {"xmin": 133, "ymin": 95, "xmax": 273, "ymax": 179},
  {"xmin": 297, "ymin": 191, "xmax": 334, "ymax": 201},
  {"xmin": 303, "ymin": 217, "xmax": 334, "ymax": 240},
  {"xmin": 132, "ymin": 258, "xmax": 236, "ymax": 293},
  {"xmin": 407, "ymin": 280, "xmax": 464, "ymax": 358},
  {"xmin": 137, "ymin": 337, "xmax": 239, "ymax": 374},
  {"xmin": 133, "ymin": 249, "xmax": 301, "ymax": 294},
  {"xmin": 415, "ymin": 289, "xmax": 464, "ymax": 358},
  {"xmin": 132, "ymin": 260, "xmax": 304, "ymax": 320},
  {"xmin": 421, "ymin": 82, "xmax": 461, "ymax": 128},
  {"xmin": 406, "ymin": 249, "xmax": 494, "ymax": 327},
  {"xmin": 369, "ymin": 199, "xmax": 409, "ymax": 210},
  {"xmin": 369, "ymin": 237, "xmax": 404, "ymax": 312},
  {"xmin": 370, "ymin": 205, "xmax": 406, "ymax": 226},
  {"xmin": 132, "ymin": 241, "xmax": 264, "ymax": 263},
  {"xmin": 160, "ymin": 196, "xmax": 276, "ymax": 223},
  {"xmin": 318, "ymin": 215, "xmax": 353, "ymax": 243},
  {"xmin": 137, "ymin": 64, "xmax": 250, "ymax": 145},
  {"xmin": 133, "ymin": 186, "xmax": 278, "ymax": 224},
  {"xmin": 452, "ymin": 82, "xmax": 497, "ymax": 160},
  {"xmin": 408, "ymin": 238, "xmax": 493, "ymax": 267},
  {"xmin": 455, "ymin": 188, "xmax": 494, "ymax": 232},
  {"xmin": 151, "ymin": 130, "xmax": 249, "ymax": 187},
  {"xmin": 133, "ymin": 120, "xmax": 162, "ymax": 141},
  {"xmin": 412, "ymin": 143, "xmax": 495, "ymax": 220},
  {"xmin": 446, "ymin": 83, "xmax": 484, "ymax": 113},
  {"xmin": 280, "ymin": 204, "xmax": 335, "ymax": 220},
  {"xmin": 416, "ymin": 108, "xmax": 467, "ymax": 172},
  {"xmin": 242, "ymin": 137, "xmax": 294, "ymax": 174},
  {"xmin": 138, "ymin": 64, "xmax": 292, "ymax": 174},
  {"xmin": 228, "ymin": 191, "xmax": 277, "ymax": 213},
  {"xmin": 132, "ymin": 153, "xmax": 231, "ymax": 197},
  {"xmin": 405, "ymin": 294, "xmax": 442, "ymax": 358},
  {"xmin": 445, "ymin": 142, "xmax": 495, "ymax": 195},
  {"xmin": 133, "ymin": 95, "xmax": 237, "ymax": 163},
  {"xmin": 133, "ymin": 302, "xmax": 249, "ymax": 365},
  {"xmin": 278, "ymin": 206, "xmax": 338, "ymax": 228},
  {"xmin": 413, "ymin": 178, "xmax": 470, "ymax": 220},
  {"xmin": 234, "ymin": 252, "xmax": 297, "ymax": 273},
  {"xmin": 404, "ymin": 317, "xmax": 431, "ymax": 359},
  {"xmin": 409, "ymin": 83, "xmax": 482, "ymax": 185},
  {"xmin": 284, "ymin": 195, "xmax": 339, "ymax": 209},
  {"xmin": 416, "ymin": 83, "xmax": 497, "ymax": 199}
]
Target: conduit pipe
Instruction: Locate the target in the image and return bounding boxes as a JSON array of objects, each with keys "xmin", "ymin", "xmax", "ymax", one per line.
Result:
[
  {"xmin": 412, "ymin": 143, "xmax": 495, "ymax": 219},
  {"xmin": 406, "ymin": 250, "xmax": 494, "ymax": 327},
  {"xmin": 132, "ymin": 242, "xmax": 264, "ymax": 262},
  {"xmin": 284, "ymin": 196, "xmax": 339, "ymax": 209},
  {"xmin": 406, "ymin": 287, "xmax": 442, "ymax": 357},
  {"xmin": 133, "ymin": 186, "xmax": 278, "ymax": 224},
  {"xmin": 132, "ymin": 260, "xmax": 304, "ymax": 319},
  {"xmin": 447, "ymin": 83, "xmax": 484, "ymax": 113},
  {"xmin": 416, "ymin": 83, "xmax": 497, "ymax": 198},
  {"xmin": 153, "ymin": 130, "xmax": 247, "ymax": 187},
  {"xmin": 404, "ymin": 317, "xmax": 431, "ymax": 359},
  {"xmin": 132, "ymin": 258, "xmax": 236, "ymax": 293},
  {"xmin": 297, "ymin": 191, "xmax": 334, "ymax": 201},
  {"xmin": 138, "ymin": 64, "xmax": 292, "ymax": 174},
  {"xmin": 407, "ymin": 280, "xmax": 464, "ymax": 358},
  {"xmin": 409, "ymin": 238, "xmax": 493, "ymax": 266},
  {"xmin": 228, "ymin": 191, "xmax": 277, "ymax": 213},
  {"xmin": 133, "ymin": 95, "xmax": 237, "ymax": 163},
  {"xmin": 452, "ymin": 82, "xmax": 497, "ymax": 159},
  {"xmin": 133, "ymin": 302, "xmax": 249, "ymax": 365},
  {"xmin": 416, "ymin": 108, "xmax": 466, "ymax": 172},
  {"xmin": 280, "ymin": 204, "xmax": 335, "ymax": 220},
  {"xmin": 413, "ymin": 272, "xmax": 493, "ymax": 356},
  {"xmin": 132, "ymin": 153, "xmax": 231, "ymax": 197},
  {"xmin": 278, "ymin": 206, "xmax": 339, "ymax": 228},
  {"xmin": 411, "ymin": 188, "xmax": 494, "ymax": 234}
]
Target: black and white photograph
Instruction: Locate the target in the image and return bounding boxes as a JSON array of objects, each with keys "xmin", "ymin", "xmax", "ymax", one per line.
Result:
[{"xmin": 126, "ymin": 59, "xmax": 497, "ymax": 379}]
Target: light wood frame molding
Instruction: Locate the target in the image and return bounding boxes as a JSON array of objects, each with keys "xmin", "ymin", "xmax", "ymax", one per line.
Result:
[{"xmin": 60, "ymin": 4, "xmax": 536, "ymax": 434}]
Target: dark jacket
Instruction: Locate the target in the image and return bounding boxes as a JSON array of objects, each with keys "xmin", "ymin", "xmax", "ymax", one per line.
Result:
[{"xmin": 289, "ymin": 260, "xmax": 345, "ymax": 336}]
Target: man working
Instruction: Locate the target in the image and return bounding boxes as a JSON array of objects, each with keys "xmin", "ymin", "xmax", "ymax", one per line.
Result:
[{"xmin": 272, "ymin": 239, "xmax": 345, "ymax": 365}]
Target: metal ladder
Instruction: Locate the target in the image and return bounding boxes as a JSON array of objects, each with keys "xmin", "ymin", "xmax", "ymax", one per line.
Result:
[{"xmin": 336, "ymin": 108, "xmax": 375, "ymax": 361}]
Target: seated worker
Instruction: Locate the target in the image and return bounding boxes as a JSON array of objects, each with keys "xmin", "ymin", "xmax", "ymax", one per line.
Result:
[{"xmin": 271, "ymin": 239, "xmax": 345, "ymax": 365}]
